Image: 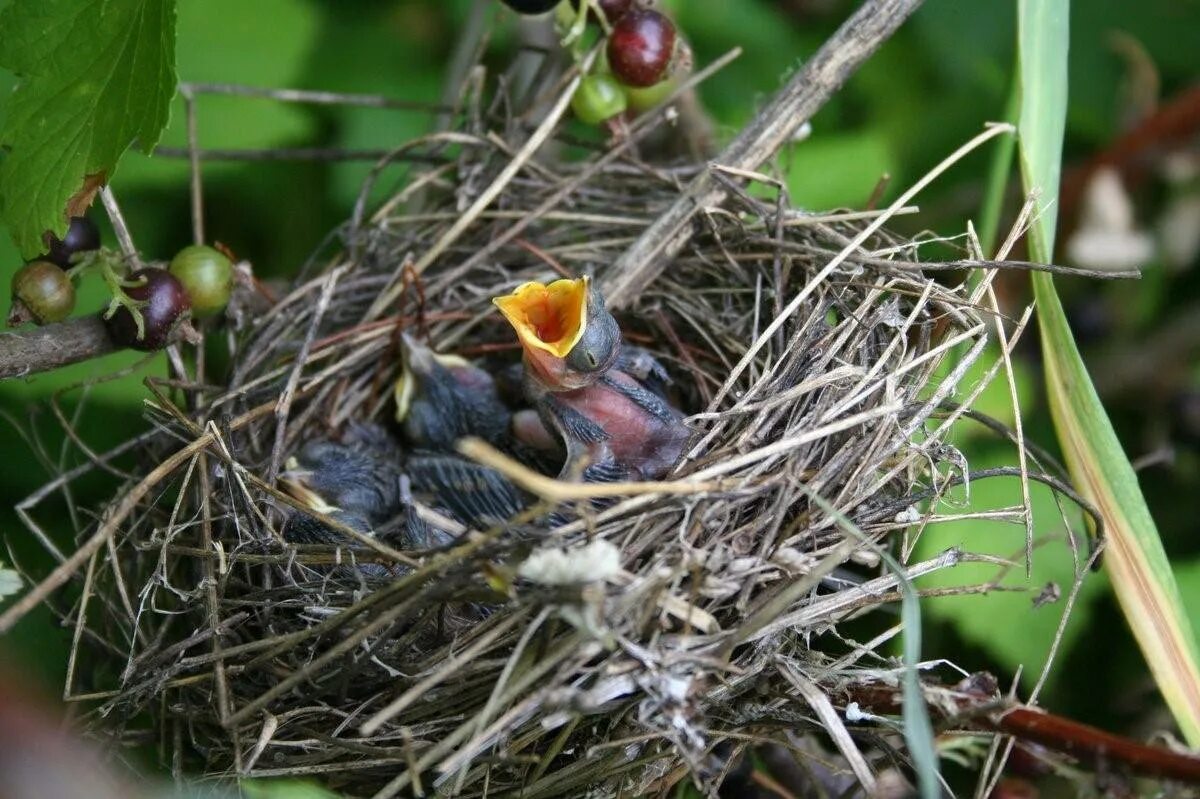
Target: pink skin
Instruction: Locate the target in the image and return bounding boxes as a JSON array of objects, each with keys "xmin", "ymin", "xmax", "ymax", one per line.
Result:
[
  {"xmin": 513, "ymin": 409, "xmax": 561, "ymax": 452},
  {"xmin": 560, "ymin": 370, "xmax": 687, "ymax": 475},
  {"xmin": 516, "ymin": 364, "xmax": 688, "ymax": 478},
  {"xmin": 447, "ymin": 362, "xmax": 497, "ymax": 395}
]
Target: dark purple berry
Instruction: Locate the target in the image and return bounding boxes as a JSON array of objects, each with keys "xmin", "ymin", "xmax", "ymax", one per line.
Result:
[
  {"xmin": 607, "ymin": 9, "xmax": 676, "ymax": 88},
  {"xmin": 597, "ymin": 0, "xmax": 633, "ymax": 21},
  {"xmin": 569, "ymin": 0, "xmax": 634, "ymax": 23},
  {"xmin": 9, "ymin": 260, "xmax": 75, "ymax": 325},
  {"xmin": 43, "ymin": 216, "xmax": 101, "ymax": 268},
  {"xmin": 104, "ymin": 269, "xmax": 191, "ymax": 351},
  {"xmin": 498, "ymin": 0, "xmax": 560, "ymax": 13}
]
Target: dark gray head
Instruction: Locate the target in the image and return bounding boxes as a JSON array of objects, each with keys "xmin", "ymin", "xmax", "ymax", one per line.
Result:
[
  {"xmin": 565, "ymin": 283, "xmax": 621, "ymax": 376},
  {"xmin": 290, "ymin": 438, "xmax": 402, "ymax": 522},
  {"xmin": 396, "ymin": 333, "xmax": 511, "ymax": 450}
]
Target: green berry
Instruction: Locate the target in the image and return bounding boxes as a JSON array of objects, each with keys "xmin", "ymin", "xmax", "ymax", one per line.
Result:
[
  {"xmin": 11, "ymin": 260, "xmax": 75, "ymax": 324},
  {"xmin": 571, "ymin": 74, "xmax": 628, "ymax": 125},
  {"xmin": 623, "ymin": 72, "xmax": 678, "ymax": 112},
  {"xmin": 168, "ymin": 244, "xmax": 233, "ymax": 317}
]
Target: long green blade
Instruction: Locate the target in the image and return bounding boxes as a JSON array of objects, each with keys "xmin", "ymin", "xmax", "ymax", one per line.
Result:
[{"xmin": 1017, "ymin": 0, "xmax": 1200, "ymax": 744}]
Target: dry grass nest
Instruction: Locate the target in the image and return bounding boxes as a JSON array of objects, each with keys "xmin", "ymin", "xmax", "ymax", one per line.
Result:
[{"xmin": 19, "ymin": 72, "xmax": 1082, "ymax": 799}]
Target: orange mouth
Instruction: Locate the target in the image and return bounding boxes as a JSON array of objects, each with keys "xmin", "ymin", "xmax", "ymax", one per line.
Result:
[{"xmin": 492, "ymin": 277, "xmax": 589, "ymax": 358}]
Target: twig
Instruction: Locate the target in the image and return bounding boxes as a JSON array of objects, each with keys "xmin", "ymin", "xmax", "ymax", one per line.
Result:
[
  {"xmin": 0, "ymin": 399, "xmax": 278, "ymax": 634},
  {"xmin": 0, "ymin": 317, "xmax": 119, "ymax": 379},
  {"xmin": 419, "ymin": 47, "xmax": 743, "ymax": 304},
  {"xmin": 359, "ymin": 609, "xmax": 529, "ymax": 736},
  {"xmin": 268, "ymin": 265, "xmax": 347, "ymax": 483},
  {"xmin": 179, "ymin": 81, "xmax": 452, "ymax": 113},
  {"xmin": 704, "ymin": 124, "xmax": 1013, "ymax": 412},
  {"xmin": 364, "ymin": 47, "xmax": 600, "ymax": 320},
  {"xmin": 842, "ymin": 681, "xmax": 1200, "ymax": 783},
  {"xmin": 600, "ymin": 0, "xmax": 926, "ymax": 307},
  {"xmin": 781, "ymin": 664, "xmax": 877, "ymax": 793},
  {"xmin": 438, "ymin": 0, "xmax": 491, "ymax": 131},
  {"xmin": 182, "ymin": 85, "xmax": 205, "ymax": 245},
  {"xmin": 99, "ymin": 186, "xmax": 143, "ymax": 271},
  {"xmin": 151, "ymin": 146, "xmax": 446, "ymax": 163}
]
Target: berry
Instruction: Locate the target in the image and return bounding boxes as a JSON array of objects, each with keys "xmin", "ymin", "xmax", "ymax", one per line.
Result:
[
  {"xmin": 168, "ymin": 244, "xmax": 233, "ymax": 317},
  {"xmin": 499, "ymin": 0, "xmax": 560, "ymax": 13},
  {"xmin": 572, "ymin": 74, "xmax": 628, "ymax": 125},
  {"xmin": 624, "ymin": 36, "xmax": 691, "ymax": 111},
  {"xmin": 104, "ymin": 269, "xmax": 191, "ymax": 351},
  {"xmin": 623, "ymin": 70, "xmax": 678, "ymax": 111},
  {"xmin": 44, "ymin": 216, "xmax": 100, "ymax": 268},
  {"xmin": 596, "ymin": 0, "xmax": 633, "ymax": 22},
  {"xmin": 569, "ymin": 0, "xmax": 633, "ymax": 23},
  {"xmin": 10, "ymin": 260, "xmax": 75, "ymax": 325},
  {"xmin": 607, "ymin": 9, "xmax": 676, "ymax": 88}
]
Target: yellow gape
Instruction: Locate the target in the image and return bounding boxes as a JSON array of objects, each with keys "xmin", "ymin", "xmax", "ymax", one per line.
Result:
[{"xmin": 492, "ymin": 277, "xmax": 590, "ymax": 358}]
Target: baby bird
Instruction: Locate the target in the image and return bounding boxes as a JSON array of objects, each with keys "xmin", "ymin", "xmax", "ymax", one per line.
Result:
[
  {"xmin": 395, "ymin": 332, "xmax": 511, "ymax": 451},
  {"xmin": 281, "ymin": 424, "xmax": 455, "ymax": 558},
  {"xmin": 395, "ymin": 333, "xmax": 538, "ymax": 529},
  {"xmin": 493, "ymin": 276, "xmax": 690, "ymax": 482}
]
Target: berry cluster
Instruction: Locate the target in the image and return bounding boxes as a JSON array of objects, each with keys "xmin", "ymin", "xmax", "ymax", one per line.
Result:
[
  {"xmin": 7, "ymin": 215, "xmax": 235, "ymax": 352},
  {"xmin": 499, "ymin": 0, "xmax": 686, "ymax": 127},
  {"xmin": 9, "ymin": 217, "xmax": 100, "ymax": 325}
]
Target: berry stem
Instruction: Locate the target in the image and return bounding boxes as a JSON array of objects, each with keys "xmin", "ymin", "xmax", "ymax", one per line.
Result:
[
  {"xmin": 69, "ymin": 251, "xmax": 150, "ymax": 341},
  {"xmin": 556, "ymin": 0, "xmax": 608, "ymax": 50}
]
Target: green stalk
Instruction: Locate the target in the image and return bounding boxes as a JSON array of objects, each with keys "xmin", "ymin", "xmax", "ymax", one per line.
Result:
[{"xmin": 1017, "ymin": 0, "xmax": 1200, "ymax": 744}]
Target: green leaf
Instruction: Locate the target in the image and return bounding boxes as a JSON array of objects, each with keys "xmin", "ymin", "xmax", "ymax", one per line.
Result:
[
  {"xmin": 916, "ymin": 448, "xmax": 1097, "ymax": 688},
  {"xmin": 1179, "ymin": 559, "xmax": 1200, "ymax": 622},
  {"xmin": 783, "ymin": 131, "xmax": 894, "ymax": 211},
  {"xmin": 977, "ymin": 78, "xmax": 1019, "ymax": 256},
  {"xmin": 1015, "ymin": 0, "xmax": 1066, "ymax": 260},
  {"xmin": 0, "ymin": 0, "xmax": 177, "ymax": 256},
  {"xmin": 298, "ymin": 4, "xmax": 441, "ymax": 210},
  {"xmin": 1018, "ymin": 0, "xmax": 1200, "ymax": 745},
  {"xmin": 117, "ymin": 0, "xmax": 319, "ymax": 193}
]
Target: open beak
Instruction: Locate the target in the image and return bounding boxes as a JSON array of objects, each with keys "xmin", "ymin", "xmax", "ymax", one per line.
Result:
[
  {"xmin": 394, "ymin": 332, "xmax": 428, "ymax": 423},
  {"xmin": 492, "ymin": 277, "xmax": 589, "ymax": 360},
  {"xmin": 395, "ymin": 332, "xmax": 472, "ymax": 423}
]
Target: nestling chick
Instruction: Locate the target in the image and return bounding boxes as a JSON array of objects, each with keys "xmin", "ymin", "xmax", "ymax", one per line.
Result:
[
  {"xmin": 395, "ymin": 333, "xmax": 511, "ymax": 450},
  {"xmin": 493, "ymin": 276, "xmax": 690, "ymax": 481}
]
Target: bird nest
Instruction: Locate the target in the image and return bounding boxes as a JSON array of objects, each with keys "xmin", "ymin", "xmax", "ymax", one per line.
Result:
[{"xmin": 16, "ymin": 66, "xmax": 1068, "ymax": 799}]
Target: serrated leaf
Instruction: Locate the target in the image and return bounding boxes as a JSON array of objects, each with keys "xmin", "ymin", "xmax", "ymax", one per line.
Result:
[
  {"xmin": 0, "ymin": 0, "xmax": 177, "ymax": 256},
  {"xmin": 1018, "ymin": 0, "xmax": 1200, "ymax": 745}
]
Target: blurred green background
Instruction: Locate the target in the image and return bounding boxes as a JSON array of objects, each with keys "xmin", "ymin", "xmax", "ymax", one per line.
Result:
[{"xmin": 1, "ymin": 0, "xmax": 1198, "ymax": 785}]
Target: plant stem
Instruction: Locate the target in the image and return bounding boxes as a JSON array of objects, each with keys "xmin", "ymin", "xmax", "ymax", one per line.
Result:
[{"xmin": 600, "ymin": 0, "xmax": 927, "ymax": 309}]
